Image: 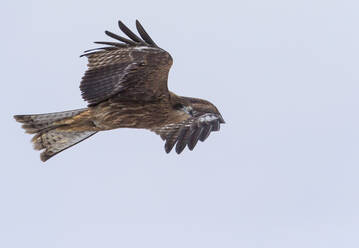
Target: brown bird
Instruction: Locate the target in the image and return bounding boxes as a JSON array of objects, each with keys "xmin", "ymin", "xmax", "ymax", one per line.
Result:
[{"xmin": 14, "ymin": 20, "xmax": 225, "ymax": 162}]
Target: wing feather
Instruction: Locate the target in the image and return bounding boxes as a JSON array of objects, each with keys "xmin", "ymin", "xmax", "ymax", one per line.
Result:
[
  {"xmin": 176, "ymin": 126, "xmax": 194, "ymax": 154},
  {"xmin": 80, "ymin": 20, "xmax": 173, "ymax": 106},
  {"xmin": 94, "ymin": 41, "xmax": 129, "ymax": 48},
  {"xmin": 135, "ymin": 20, "xmax": 158, "ymax": 47},
  {"xmin": 104, "ymin": 30, "xmax": 137, "ymax": 45},
  {"xmin": 80, "ymin": 62, "xmax": 136, "ymax": 105},
  {"xmin": 118, "ymin": 21, "xmax": 144, "ymax": 43},
  {"xmin": 153, "ymin": 113, "xmax": 223, "ymax": 154},
  {"xmin": 164, "ymin": 126, "xmax": 181, "ymax": 153},
  {"xmin": 199, "ymin": 124, "xmax": 212, "ymax": 142},
  {"xmin": 188, "ymin": 126, "xmax": 203, "ymax": 150}
]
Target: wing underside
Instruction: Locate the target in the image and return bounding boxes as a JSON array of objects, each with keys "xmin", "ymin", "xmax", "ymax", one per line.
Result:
[{"xmin": 153, "ymin": 113, "xmax": 225, "ymax": 154}]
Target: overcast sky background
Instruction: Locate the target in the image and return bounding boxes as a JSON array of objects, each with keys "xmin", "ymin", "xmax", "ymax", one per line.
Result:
[{"xmin": 1, "ymin": 0, "xmax": 359, "ymax": 247}]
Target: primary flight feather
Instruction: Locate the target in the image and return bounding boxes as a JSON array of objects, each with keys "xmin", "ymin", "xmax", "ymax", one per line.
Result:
[{"xmin": 14, "ymin": 20, "xmax": 225, "ymax": 162}]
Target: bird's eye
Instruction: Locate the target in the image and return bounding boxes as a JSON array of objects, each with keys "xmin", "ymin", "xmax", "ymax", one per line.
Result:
[{"xmin": 173, "ymin": 103, "xmax": 183, "ymax": 110}]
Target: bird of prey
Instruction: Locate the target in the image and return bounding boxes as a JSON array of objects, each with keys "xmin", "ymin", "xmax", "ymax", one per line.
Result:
[{"xmin": 14, "ymin": 20, "xmax": 225, "ymax": 162}]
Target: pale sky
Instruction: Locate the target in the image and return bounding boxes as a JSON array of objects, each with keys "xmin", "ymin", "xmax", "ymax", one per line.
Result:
[{"xmin": 1, "ymin": 0, "xmax": 359, "ymax": 247}]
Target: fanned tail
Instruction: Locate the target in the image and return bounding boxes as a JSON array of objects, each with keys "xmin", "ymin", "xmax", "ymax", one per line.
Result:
[{"xmin": 14, "ymin": 108, "xmax": 97, "ymax": 162}]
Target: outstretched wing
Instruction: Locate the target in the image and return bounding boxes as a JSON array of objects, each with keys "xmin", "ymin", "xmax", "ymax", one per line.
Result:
[
  {"xmin": 80, "ymin": 20, "xmax": 173, "ymax": 106},
  {"xmin": 152, "ymin": 112, "xmax": 225, "ymax": 154}
]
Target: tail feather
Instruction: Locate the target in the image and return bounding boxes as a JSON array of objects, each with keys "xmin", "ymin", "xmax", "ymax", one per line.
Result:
[
  {"xmin": 14, "ymin": 108, "xmax": 87, "ymax": 134},
  {"xmin": 14, "ymin": 108, "xmax": 97, "ymax": 162},
  {"xmin": 32, "ymin": 130, "xmax": 97, "ymax": 162}
]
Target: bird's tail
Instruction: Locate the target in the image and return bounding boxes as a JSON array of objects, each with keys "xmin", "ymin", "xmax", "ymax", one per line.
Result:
[{"xmin": 14, "ymin": 108, "xmax": 97, "ymax": 162}]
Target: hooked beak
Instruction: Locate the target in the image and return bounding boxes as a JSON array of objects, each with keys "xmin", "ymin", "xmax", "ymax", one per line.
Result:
[{"xmin": 219, "ymin": 115, "xmax": 225, "ymax": 124}]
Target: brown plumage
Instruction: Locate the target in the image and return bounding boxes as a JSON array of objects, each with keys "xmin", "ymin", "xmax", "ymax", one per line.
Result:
[{"xmin": 14, "ymin": 20, "xmax": 225, "ymax": 162}]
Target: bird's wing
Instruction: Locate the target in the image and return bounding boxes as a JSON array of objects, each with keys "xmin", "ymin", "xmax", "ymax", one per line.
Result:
[
  {"xmin": 80, "ymin": 20, "xmax": 173, "ymax": 106},
  {"xmin": 152, "ymin": 112, "xmax": 225, "ymax": 154}
]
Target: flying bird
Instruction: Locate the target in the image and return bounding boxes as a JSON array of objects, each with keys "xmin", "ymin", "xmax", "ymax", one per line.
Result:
[{"xmin": 14, "ymin": 20, "xmax": 225, "ymax": 162}]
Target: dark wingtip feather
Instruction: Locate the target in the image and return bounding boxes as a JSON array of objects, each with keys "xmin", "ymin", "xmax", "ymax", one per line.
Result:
[
  {"xmin": 83, "ymin": 20, "xmax": 161, "ymax": 58},
  {"xmin": 135, "ymin": 20, "xmax": 158, "ymax": 47},
  {"xmin": 175, "ymin": 128, "xmax": 188, "ymax": 154},
  {"xmin": 80, "ymin": 46, "xmax": 117, "ymax": 57},
  {"xmin": 94, "ymin": 41, "xmax": 129, "ymax": 48},
  {"xmin": 105, "ymin": 30, "xmax": 137, "ymax": 45},
  {"xmin": 83, "ymin": 46, "xmax": 116, "ymax": 53},
  {"xmin": 165, "ymin": 141, "xmax": 175, "ymax": 153},
  {"xmin": 188, "ymin": 127, "xmax": 203, "ymax": 151},
  {"xmin": 199, "ymin": 124, "xmax": 212, "ymax": 142},
  {"xmin": 118, "ymin": 20, "xmax": 144, "ymax": 43}
]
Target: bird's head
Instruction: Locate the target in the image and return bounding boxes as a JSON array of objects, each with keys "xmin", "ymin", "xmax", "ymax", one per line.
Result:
[{"xmin": 170, "ymin": 93, "xmax": 225, "ymax": 123}]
